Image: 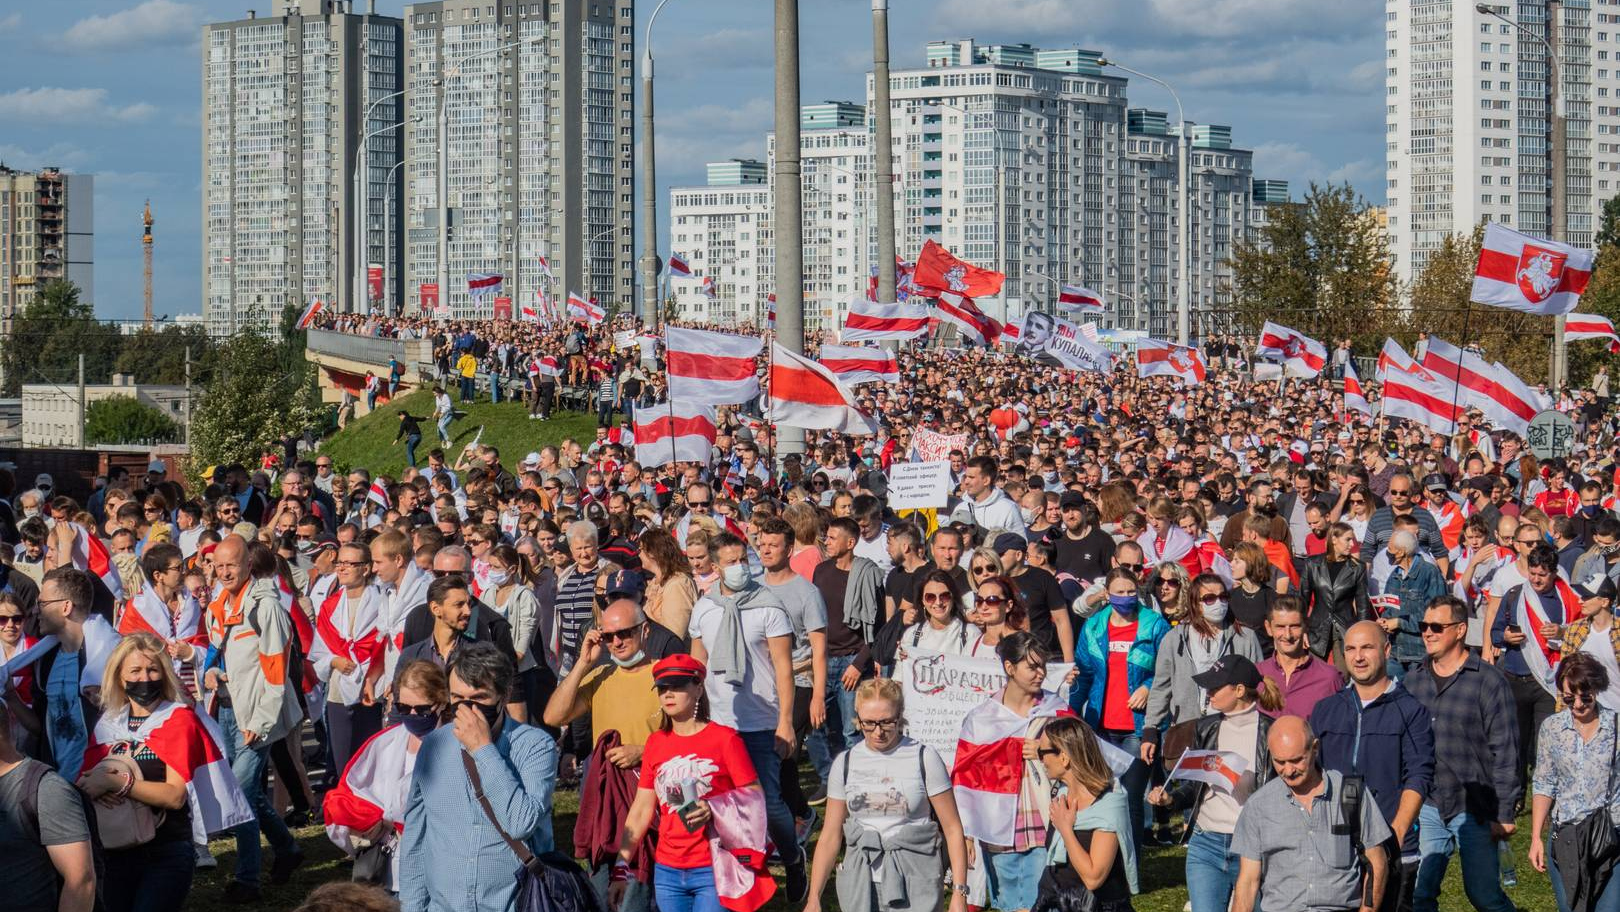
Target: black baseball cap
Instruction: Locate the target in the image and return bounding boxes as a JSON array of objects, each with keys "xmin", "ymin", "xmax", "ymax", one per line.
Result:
[{"xmin": 1192, "ymin": 655, "xmax": 1263, "ymax": 692}]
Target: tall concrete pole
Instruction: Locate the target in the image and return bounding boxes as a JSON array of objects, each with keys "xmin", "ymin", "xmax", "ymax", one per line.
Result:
[
  {"xmin": 1178, "ymin": 124, "xmax": 1192, "ymax": 346},
  {"xmin": 1549, "ymin": 0, "xmax": 1568, "ymax": 389},
  {"xmin": 775, "ymin": 0, "xmax": 806, "ymax": 461},
  {"xmin": 871, "ymin": 0, "xmax": 897, "ymax": 304},
  {"xmin": 436, "ymin": 72, "xmax": 450, "ymax": 317},
  {"xmin": 641, "ymin": 0, "xmax": 676, "ymax": 330}
]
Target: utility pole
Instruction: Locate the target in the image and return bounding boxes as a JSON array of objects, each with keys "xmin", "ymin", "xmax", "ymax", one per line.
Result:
[
  {"xmin": 871, "ymin": 0, "xmax": 896, "ymax": 305},
  {"xmin": 641, "ymin": 0, "xmax": 677, "ymax": 330},
  {"xmin": 77, "ymin": 354, "xmax": 85, "ymax": 449},
  {"xmin": 142, "ymin": 200, "xmax": 154, "ymax": 328},
  {"xmin": 1549, "ymin": 0, "xmax": 1568, "ymax": 390},
  {"xmin": 184, "ymin": 345, "xmax": 192, "ymax": 445},
  {"xmin": 775, "ymin": 0, "xmax": 806, "ymax": 463}
]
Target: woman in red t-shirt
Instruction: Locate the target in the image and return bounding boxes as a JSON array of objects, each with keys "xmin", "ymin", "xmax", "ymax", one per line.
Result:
[{"xmin": 610, "ymin": 654, "xmax": 761, "ymax": 912}]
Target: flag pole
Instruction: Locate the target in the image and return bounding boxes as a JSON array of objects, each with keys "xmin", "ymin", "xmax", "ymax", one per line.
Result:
[
  {"xmin": 1448, "ymin": 299, "xmax": 1473, "ymax": 432},
  {"xmin": 664, "ymin": 320, "xmax": 677, "ymax": 470}
]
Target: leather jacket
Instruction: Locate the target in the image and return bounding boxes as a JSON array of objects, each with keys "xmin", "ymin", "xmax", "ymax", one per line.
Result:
[{"xmin": 1297, "ymin": 557, "xmax": 1374, "ymax": 658}]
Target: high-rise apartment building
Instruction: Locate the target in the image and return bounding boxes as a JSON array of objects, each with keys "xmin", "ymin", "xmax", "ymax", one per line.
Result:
[
  {"xmin": 1386, "ymin": 1, "xmax": 1595, "ymax": 282},
  {"xmin": 771, "ymin": 104, "xmax": 872, "ymax": 335},
  {"xmin": 203, "ymin": 0, "xmax": 403, "ymax": 337},
  {"xmin": 667, "ymin": 163, "xmax": 771, "ymax": 325},
  {"xmin": 0, "ymin": 165, "xmax": 94, "ymax": 329},
  {"xmin": 402, "ymin": 0, "xmax": 635, "ymax": 320}
]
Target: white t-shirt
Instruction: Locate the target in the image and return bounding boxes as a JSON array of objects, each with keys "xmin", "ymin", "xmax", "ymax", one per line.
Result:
[
  {"xmin": 854, "ymin": 530, "xmax": 893, "ymax": 574},
  {"xmin": 1580, "ymin": 629, "xmax": 1620, "ymax": 713},
  {"xmin": 827, "ymin": 737, "xmax": 951, "ymax": 838},
  {"xmin": 689, "ymin": 592, "xmax": 795, "ymax": 732}
]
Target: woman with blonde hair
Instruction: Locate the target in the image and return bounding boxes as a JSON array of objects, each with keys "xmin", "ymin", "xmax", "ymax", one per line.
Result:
[
  {"xmin": 1144, "ymin": 560, "xmax": 1191, "ymax": 623},
  {"xmin": 639, "ymin": 528, "xmax": 698, "ymax": 639},
  {"xmin": 1032, "ymin": 716, "xmax": 1138, "ymax": 912},
  {"xmin": 805, "ymin": 677, "xmax": 969, "ymax": 912},
  {"xmin": 1148, "ymin": 655, "xmax": 1280, "ymax": 912},
  {"xmin": 81, "ymin": 632, "xmax": 251, "ymax": 912},
  {"xmin": 964, "ymin": 547, "xmax": 1004, "ymax": 613}
]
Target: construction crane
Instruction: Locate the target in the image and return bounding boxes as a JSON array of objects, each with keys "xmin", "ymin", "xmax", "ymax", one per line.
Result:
[{"xmin": 142, "ymin": 199, "xmax": 153, "ymax": 327}]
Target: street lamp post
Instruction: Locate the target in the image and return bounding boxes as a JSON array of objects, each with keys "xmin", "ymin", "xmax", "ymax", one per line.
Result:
[
  {"xmin": 1099, "ymin": 58, "xmax": 1191, "ymax": 346},
  {"xmin": 383, "ymin": 159, "xmax": 405, "ymax": 314},
  {"xmin": 1477, "ymin": 1, "xmax": 1566, "ymax": 389},
  {"xmin": 775, "ymin": 0, "xmax": 806, "ymax": 463},
  {"xmin": 436, "ymin": 37, "xmax": 543, "ymax": 319},
  {"xmin": 871, "ymin": 0, "xmax": 897, "ymax": 305},
  {"xmin": 352, "ymin": 89, "xmax": 407, "ymax": 313},
  {"xmin": 641, "ymin": 0, "xmax": 678, "ymax": 331}
]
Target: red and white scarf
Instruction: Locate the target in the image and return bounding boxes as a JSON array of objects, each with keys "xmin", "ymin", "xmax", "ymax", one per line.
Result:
[
  {"xmin": 1516, "ymin": 579, "xmax": 1579, "ymax": 697},
  {"xmin": 323, "ymin": 724, "xmax": 415, "ymax": 879},
  {"xmin": 85, "ymin": 701, "xmax": 255, "ymax": 833},
  {"xmin": 1140, "ymin": 524, "xmax": 1203, "ymax": 578},
  {"xmin": 309, "ymin": 586, "xmax": 385, "ymax": 706}
]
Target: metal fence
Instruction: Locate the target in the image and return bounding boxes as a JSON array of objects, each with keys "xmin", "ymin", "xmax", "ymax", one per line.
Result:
[{"xmin": 305, "ymin": 329, "xmax": 433, "ymax": 371}]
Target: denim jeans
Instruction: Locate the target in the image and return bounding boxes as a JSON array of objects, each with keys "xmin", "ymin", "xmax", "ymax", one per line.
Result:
[
  {"xmin": 1550, "ymin": 836, "xmax": 1620, "ymax": 912},
  {"xmin": 1098, "ymin": 728, "xmax": 1150, "ymax": 841},
  {"xmin": 1413, "ymin": 805, "xmax": 1514, "ymax": 912},
  {"xmin": 365, "ymin": 389, "xmax": 378, "ymax": 411},
  {"xmin": 807, "ymin": 653, "xmax": 862, "ymax": 781},
  {"xmin": 459, "ymin": 376, "xmax": 475, "ymax": 401},
  {"xmin": 218, "ymin": 707, "xmax": 300, "ymax": 885},
  {"xmin": 1185, "ymin": 828, "xmax": 1242, "ymax": 912},
  {"xmin": 404, "ymin": 433, "xmax": 421, "ymax": 467},
  {"xmin": 436, "ymin": 414, "xmax": 452, "ymax": 443},
  {"xmin": 654, "ymin": 864, "xmax": 721, "ymax": 912},
  {"xmin": 488, "ymin": 371, "xmax": 502, "ymax": 403},
  {"xmin": 105, "ymin": 836, "xmax": 195, "ymax": 912},
  {"xmin": 737, "ymin": 728, "xmax": 802, "ymax": 867}
]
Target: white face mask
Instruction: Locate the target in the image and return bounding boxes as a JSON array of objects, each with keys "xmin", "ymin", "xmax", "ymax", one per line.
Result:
[
  {"xmin": 1020, "ymin": 506, "xmax": 1038, "ymax": 524},
  {"xmin": 486, "ymin": 569, "xmax": 511, "ymax": 588},
  {"xmin": 1201, "ymin": 598, "xmax": 1230, "ymax": 625},
  {"xmin": 721, "ymin": 563, "xmax": 752, "ymax": 591}
]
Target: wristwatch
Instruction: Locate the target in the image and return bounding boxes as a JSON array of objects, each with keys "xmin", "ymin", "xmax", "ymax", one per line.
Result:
[{"xmin": 949, "ymin": 883, "xmax": 970, "ymax": 896}]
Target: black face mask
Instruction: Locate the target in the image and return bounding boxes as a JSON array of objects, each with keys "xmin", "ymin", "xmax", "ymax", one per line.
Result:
[
  {"xmin": 457, "ymin": 698, "xmax": 503, "ymax": 730},
  {"xmin": 400, "ymin": 712, "xmax": 439, "ymax": 738},
  {"xmin": 125, "ymin": 680, "xmax": 165, "ymax": 709}
]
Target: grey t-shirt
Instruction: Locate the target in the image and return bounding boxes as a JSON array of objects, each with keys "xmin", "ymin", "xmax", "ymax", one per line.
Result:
[
  {"xmin": 764, "ymin": 573, "xmax": 829, "ymax": 689},
  {"xmin": 0, "ymin": 758, "xmax": 92, "ymax": 912}
]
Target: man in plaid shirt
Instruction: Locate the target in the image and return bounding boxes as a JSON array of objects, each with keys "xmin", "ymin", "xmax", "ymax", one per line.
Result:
[{"xmin": 1402, "ymin": 594, "xmax": 1519, "ymax": 912}]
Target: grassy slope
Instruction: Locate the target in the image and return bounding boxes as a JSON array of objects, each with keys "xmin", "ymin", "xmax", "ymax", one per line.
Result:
[
  {"xmin": 314, "ymin": 389, "xmax": 599, "ymax": 478},
  {"xmin": 183, "ymin": 784, "xmax": 1555, "ymax": 911}
]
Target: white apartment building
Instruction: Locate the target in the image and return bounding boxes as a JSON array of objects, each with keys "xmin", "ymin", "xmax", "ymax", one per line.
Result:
[
  {"xmin": 21, "ymin": 376, "xmax": 188, "ymax": 448},
  {"xmin": 402, "ymin": 0, "xmax": 635, "ymax": 320},
  {"xmin": 203, "ymin": 0, "xmax": 403, "ymax": 336},
  {"xmin": 667, "ymin": 168, "xmax": 771, "ymax": 325},
  {"xmin": 1, "ymin": 166, "xmax": 93, "ymax": 389},
  {"xmin": 1386, "ymin": 0, "xmax": 1596, "ymax": 282}
]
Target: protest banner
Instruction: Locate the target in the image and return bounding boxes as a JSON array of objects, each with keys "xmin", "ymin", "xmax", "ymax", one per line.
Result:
[
  {"xmin": 887, "ymin": 461, "xmax": 953, "ymax": 509},
  {"xmin": 898, "ymin": 650, "xmax": 1072, "ymax": 765},
  {"xmin": 911, "ymin": 427, "xmax": 968, "ymax": 463},
  {"xmin": 1012, "ymin": 310, "xmax": 1114, "ymax": 372},
  {"xmin": 614, "ymin": 329, "xmax": 637, "ymax": 351}
]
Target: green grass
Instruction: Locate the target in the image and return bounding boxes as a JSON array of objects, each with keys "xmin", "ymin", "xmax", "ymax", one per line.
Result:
[
  {"xmin": 182, "ymin": 785, "xmax": 1558, "ymax": 911},
  {"xmin": 314, "ymin": 389, "xmax": 599, "ymax": 479}
]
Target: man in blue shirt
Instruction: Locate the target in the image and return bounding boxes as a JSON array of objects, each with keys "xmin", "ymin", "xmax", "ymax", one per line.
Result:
[
  {"xmin": 1489, "ymin": 542, "xmax": 1565, "ymax": 799},
  {"xmin": 29, "ymin": 568, "xmax": 118, "ymax": 777},
  {"xmin": 400, "ymin": 641, "xmax": 558, "ymax": 912}
]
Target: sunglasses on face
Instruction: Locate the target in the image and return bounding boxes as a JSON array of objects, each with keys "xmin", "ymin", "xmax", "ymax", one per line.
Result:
[
  {"xmin": 1198, "ymin": 593, "xmax": 1224, "ymax": 605},
  {"xmin": 921, "ymin": 592, "xmax": 952, "ymax": 605},
  {"xmin": 971, "ymin": 565, "xmax": 996, "ymax": 575},
  {"xmin": 397, "ymin": 702, "xmax": 439, "ymax": 717},
  {"xmin": 1419, "ymin": 621, "xmax": 1462, "ymax": 634},
  {"xmin": 977, "ymin": 594, "xmax": 1007, "ymax": 606},
  {"xmin": 600, "ymin": 625, "xmax": 642, "ymax": 642},
  {"xmin": 0, "ymin": 614, "xmax": 23, "ymax": 626},
  {"xmin": 1117, "ymin": 562, "xmax": 1144, "ymax": 573},
  {"xmin": 1560, "ymin": 690, "xmax": 1597, "ymax": 706}
]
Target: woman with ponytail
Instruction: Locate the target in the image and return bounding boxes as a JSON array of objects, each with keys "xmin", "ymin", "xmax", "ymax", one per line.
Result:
[{"xmin": 1146, "ymin": 655, "xmax": 1282, "ymax": 912}]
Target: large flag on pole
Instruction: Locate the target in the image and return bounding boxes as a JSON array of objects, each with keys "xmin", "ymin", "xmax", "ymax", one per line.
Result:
[
  {"xmin": 668, "ymin": 252, "xmax": 693, "ymax": 278},
  {"xmin": 1137, "ymin": 338, "xmax": 1207, "ymax": 385},
  {"xmin": 935, "ymin": 292, "xmax": 1002, "ymax": 347},
  {"xmin": 466, "ymin": 272, "xmax": 503, "ymax": 298},
  {"xmin": 1377, "ymin": 338, "xmax": 1431, "ymax": 383},
  {"xmin": 768, "ymin": 343, "xmax": 877, "ymax": 434},
  {"xmin": 1058, "ymin": 284, "xmax": 1106, "ymax": 314},
  {"xmin": 1472, "ymin": 222, "xmax": 1594, "ymax": 315},
  {"xmin": 1566, "ymin": 313, "xmax": 1620, "ymax": 353},
  {"xmin": 567, "ymin": 291, "xmax": 605, "ymax": 325},
  {"xmin": 635, "ymin": 401, "xmax": 717, "ymax": 467},
  {"xmin": 842, "ymin": 299, "xmax": 930, "ymax": 342},
  {"xmin": 817, "ymin": 344, "xmax": 899, "ymax": 385},
  {"xmin": 1256, "ymin": 322, "xmax": 1328, "ymax": 377},
  {"xmin": 911, "ymin": 239, "xmax": 1006, "ymax": 298},
  {"xmin": 666, "ymin": 327, "xmax": 762, "ymax": 405},
  {"xmin": 1423, "ymin": 337, "xmax": 1546, "ymax": 436},
  {"xmin": 1343, "ymin": 359, "xmax": 1373, "ymax": 416},
  {"xmin": 296, "ymin": 296, "xmax": 325, "ymax": 330},
  {"xmin": 1382, "ymin": 361, "xmax": 1463, "ymax": 435}
]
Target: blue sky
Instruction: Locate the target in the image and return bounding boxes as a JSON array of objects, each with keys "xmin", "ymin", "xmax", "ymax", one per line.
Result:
[{"xmin": 0, "ymin": 0, "xmax": 1383, "ymax": 322}]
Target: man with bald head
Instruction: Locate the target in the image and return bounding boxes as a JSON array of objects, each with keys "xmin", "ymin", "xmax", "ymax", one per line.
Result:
[
  {"xmin": 1312, "ymin": 621, "xmax": 1435, "ymax": 912},
  {"xmin": 1231, "ymin": 715, "xmax": 1390, "ymax": 912}
]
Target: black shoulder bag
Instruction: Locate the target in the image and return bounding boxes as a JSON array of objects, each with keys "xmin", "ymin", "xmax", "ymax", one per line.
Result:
[
  {"xmin": 1551, "ymin": 721, "xmax": 1620, "ymax": 911},
  {"xmin": 461, "ymin": 751, "xmax": 604, "ymax": 912}
]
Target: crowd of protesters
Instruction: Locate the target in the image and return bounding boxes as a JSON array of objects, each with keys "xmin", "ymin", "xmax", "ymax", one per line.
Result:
[{"xmin": 3, "ymin": 310, "xmax": 1620, "ymax": 912}]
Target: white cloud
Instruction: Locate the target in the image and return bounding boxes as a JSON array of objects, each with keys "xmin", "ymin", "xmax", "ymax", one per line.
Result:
[
  {"xmin": 0, "ymin": 12, "xmax": 21, "ymax": 34},
  {"xmin": 0, "ymin": 87, "xmax": 157, "ymax": 125},
  {"xmin": 0, "ymin": 142, "xmax": 93, "ymax": 171},
  {"xmin": 62, "ymin": 0, "xmax": 200, "ymax": 53}
]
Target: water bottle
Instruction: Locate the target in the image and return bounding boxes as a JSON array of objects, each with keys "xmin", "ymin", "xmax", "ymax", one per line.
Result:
[{"xmin": 1500, "ymin": 841, "xmax": 1518, "ymax": 888}]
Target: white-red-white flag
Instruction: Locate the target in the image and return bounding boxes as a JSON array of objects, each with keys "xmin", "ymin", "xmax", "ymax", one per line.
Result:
[
  {"xmin": 766, "ymin": 293, "xmax": 777, "ymax": 330},
  {"xmin": 768, "ymin": 343, "xmax": 877, "ymax": 434},
  {"xmin": 520, "ymin": 301, "xmax": 539, "ymax": 322},
  {"xmin": 1381, "ymin": 359, "xmax": 1463, "ymax": 435},
  {"xmin": 1058, "ymin": 283, "xmax": 1105, "ymax": 314},
  {"xmin": 536, "ymin": 253, "xmax": 552, "ymax": 278},
  {"xmin": 635, "ymin": 400, "xmax": 718, "ymax": 467},
  {"xmin": 1256, "ymin": 321, "xmax": 1328, "ymax": 377},
  {"xmin": 1377, "ymin": 338, "xmax": 1432, "ymax": 383},
  {"xmin": 951, "ymin": 691, "xmax": 1074, "ymax": 846},
  {"xmin": 567, "ymin": 291, "xmax": 605, "ymax": 325},
  {"xmin": 87, "ymin": 702, "xmax": 255, "ymax": 833},
  {"xmin": 1001, "ymin": 319, "xmax": 1021, "ymax": 343},
  {"xmin": 935, "ymin": 292, "xmax": 1002, "ymax": 347},
  {"xmin": 666, "ymin": 326, "xmax": 762, "ymax": 405},
  {"xmin": 1168, "ymin": 749, "xmax": 1250, "ymax": 794},
  {"xmin": 1137, "ymin": 338, "xmax": 1207, "ymax": 385},
  {"xmin": 817, "ymin": 344, "xmax": 899, "ymax": 385},
  {"xmin": 528, "ymin": 355, "xmax": 561, "ymax": 378},
  {"xmin": 1343, "ymin": 359, "xmax": 1372, "ymax": 416},
  {"xmin": 1472, "ymin": 222, "xmax": 1594, "ymax": 316},
  {"xmin": 296, "ymin": 296, "xmax": 325, "ymax": 330},
  {"xmin": 1423, "ymin": 337, "xmax": 1546, "ymax": 436},
  {"xmin": 1566, "ymin": 313, "xmax": 1620, "ymax": 354},
  {"xmin": 668, "ymin": 252, "xmax": 692, "ymax": 278},
  {"xmin": 842, "ymin": 299, "xmax": 930, "ymax": 342}
]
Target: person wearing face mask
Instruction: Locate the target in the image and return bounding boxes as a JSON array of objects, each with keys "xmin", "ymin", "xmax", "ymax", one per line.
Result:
[
  {"xmin": 322, "ymin": 660, "xmax": 448, "ymax": 893},
  {"xmin": 1142, "ymin": 574, "xmax": 1262, "ymax": 768},
  {"xmin": 79, "ymin": 633, "xmax": 254, "ymax": 912},
  {"xmin": 398, "ymin": 642, "xmax": 559, "ymax": 912},
  {"xmin": 1070, "ymin": 568, "xmax": 1170, "ymax": 844},
  {"xmin": 544, "ymin": 599, "xmax": 664, "ymax": 911}
]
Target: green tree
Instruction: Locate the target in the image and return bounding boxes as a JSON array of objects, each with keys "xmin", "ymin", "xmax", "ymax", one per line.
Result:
[
  {"xmin": 113, "ymin": 324, "xmax": 218, "ymax": 386},
  {"xmin": 1, "ymin": 280, "xmax": 123, "ymax": 396},
  {"xmin": 188, "ymin": 330, "xmax": 321, "ymax": 475},
  {"xmin": 1598, "ymin": 196, "xmax": 1620, "ymax": 250},
  {"xmin": 1406, "ymin": 227, "xmax": 1550, "ymax": 383},
  {"xmin": 1226, "ymin": 182, "xmax": 1401, "ymax": 351},
  {"xmin": 84, "ymin": 395, "xmax": 181, "ymax": 445}
]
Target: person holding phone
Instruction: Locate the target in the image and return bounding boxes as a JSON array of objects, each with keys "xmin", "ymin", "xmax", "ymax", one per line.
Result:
[{"xmin": 611, "ymin": 654, "xmax": 769, "ymax": 912}]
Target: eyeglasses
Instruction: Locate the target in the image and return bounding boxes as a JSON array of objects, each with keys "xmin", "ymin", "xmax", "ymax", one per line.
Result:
[
  {"xmin": 1198, "ymin": 593, "xmax": 1224, "ymax": 605},
  {"xmin": 977, "ymin": 594, "xmax": 1008, "ymax": 606},
  {"xmin": 337, "ymin": 559, "xmax": 368, "ymax": 568},
  {"xmin": 432, "ymin": 568, "xmax": 467, "ymax": 578},
  {"xmin": 600, "ymin": 625, "xmax": 642, "ymax": 642},
  {"xmin": 856, "ymin": 718, "xmax": 900, "ymax": 732},
  {"xmin": 161, "ymin": 564, "xmax": 184, "ymax": 575},
  {"xmin": 1117, "ymin": 562, "xmax": 1144, "ymax": 574},
  {"xmin": 921, "ymin": 592, "xmax": 952, "ymax": 605},
  {"xmin": 1155, "ymin": 578, "xmax": 1181, "ymax": 588},
  {"xmin": 1516, "ymin": 538, "xmax": 1542, "ymax": 548},
  {"xmin": 397, "ymin": 702, "xmax": 438, "ymax": 717},
  {"xmin": 1418, "ymin": 621, "xmax": 1463, "ymax": 634},
  {"xmin": 1035, "ymin": 747, "xmax": 1062, "ymax": 758},
  {"xmin": 0, "ymin": 614, "xmax": 23, "ymax": 626},
  {"xmin": 1349, "ymin": 498, "xmax": 1365, "ymax": 505},
  {"xmin": 655, "ymin": 680, "xmax": 697, "ymax": 693},
  {"xmin": 688, "ymin": 500, "xmax": 711, "ymax": 509},
  {"xmin": 1388, "ymin": 489, "xmax": 1412, "ymax": 497},
  {"xmin": 1560, "ymin": 690, "xmax": 1597, "ymax": 706}
]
